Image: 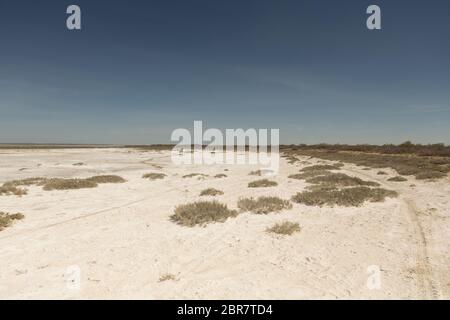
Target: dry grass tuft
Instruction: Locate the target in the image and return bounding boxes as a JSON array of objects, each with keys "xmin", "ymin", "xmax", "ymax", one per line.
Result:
[
  {"xmin": 266, "ymin": 221, "xmax": 301, "ymax": 235},
  {"xmin": 170, "ymin": 201, "xmax": 238, "ymax": 226},
  {"xmin": 0, "ymin": 184, "xmax": 27, "ymax": 196},
  {"xmin": 292, "ymin": 186, "xmax": 397, "ymax": 207},
  {"xmin": 248, "ymin": 179, "xmax": 278, "ymax": 188},
  {"xmin": 214, "ymin": 174, "xmax": 227, "ymax": 178},
  {"xmin": 200, "ymin": 188, "xmax": 224, "ymax": 196},
  {"xmin": 387, "ymin": 176, "xmax": 408, "ymax": 182},
  {"xmin": 377, "ymin": 171, "xmax": 388, "ymax": 175},
  {"xmin": 0, "ymin": 212, "xmax": 25, "ymax": 231},
  {"xmin": 142, "ymin": 173, "xmax": 166, "ymax": 180},
  {"xmin": 158, "ymin": 273, "xmax": 177, "ymax": 282},
  {"xmin": 237, "ymin": 196, "xmax": 292, "ymax": 214}
]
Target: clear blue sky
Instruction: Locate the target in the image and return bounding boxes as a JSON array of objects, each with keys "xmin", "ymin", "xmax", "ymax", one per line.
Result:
[{"xmin": 0, "ymin": 0, "xmax": 449, "ymax": 144}]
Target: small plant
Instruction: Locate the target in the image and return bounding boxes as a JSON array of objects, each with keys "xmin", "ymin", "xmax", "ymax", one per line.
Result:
[
  {"xmin": 266, "ymin": 221, "xmax": 301, "ymax": 235},
  {"xmin": 73, "ymin": 162, "xmax": 85, "ymax": 166},
  {"xmin": 248, "ymin": 179, "xmax": 278, "ymax": 188},
  {"xmin": 182, "ymin": 173, "xmax": 209, "ymax": 178},
  {"xmin": 237, "ymin": 196, "xmax": 292, "ymax": 214},
  {"xmin": 0, "ymin": 212, "xmax": 25, "ymax": 231},
  {"xmin": 214, "ymin": 174, "xmax": 227, "ymax": 178},
  {"xmin": 171, "ymin": 201, "xmax": 238, "ymax": 226},
  {"xmin": 158, "ymin": 273, "xmax": 177, "ymax": 282},
  {"xmin": 377, "ymin": 171, "xmax": 387, "ymax": 175},
  {"xmin": 142, "ymin": 173, "xmax": 166, "ymax": 180},
  {"xmin": 387, "ymin": 176, "xmax": 408, "ymax": 182},
  {"xmin": 200, "ymin": 188, "xmax": 224, "ymax": 196}
]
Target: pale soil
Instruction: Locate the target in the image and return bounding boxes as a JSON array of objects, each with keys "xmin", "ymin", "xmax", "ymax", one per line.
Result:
[{"xmin": 0, "ymin": 148, "xmax": 449, "ymax": 299}]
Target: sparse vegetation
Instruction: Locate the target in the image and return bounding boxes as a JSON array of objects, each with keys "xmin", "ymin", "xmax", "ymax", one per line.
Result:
[
  {"xmin": 266, "ymin": 221, "xmax": 301, "ymax": 235},
  {"xmin": 288, "ymin": 170, "xmax": 332, "ymax": 180},
  {"xmin": 248, "ymin": 179, "xmax": 278, "ymax": 188},
  {"xmin": 214, "ymin": 174, "xmax": 227, "ymax": 178},
  {"xmin": 377, "ymin": 171, "xmax": 388, "ymax": 175},
  {"xmin": 387, "ymin": 176, "xmax": 408, "ymax": 182},
  {"xmin": 249, "ymin": 170, "xmax": 262, "ymax": 176},
  {"xmin": 0, "ymin": 184, "xmax": 27, "ymax": 196},
  {"xmin": 0, "ymin": 212, "xmax": 25, "ymax": 231},
  {"xmin": 200, "ymin": 188, "xmax": 224, "ymax": 196},
  {"xmin": 87, "ymin": 175, "xmax": 126, "ymax": 184},
  {"xmin": 170, "ymin": 201, "xmax": 238, "ymax": 226},
  {"xmin": 158, "ymin": 273, "xmax": 177, "ymax": 282},
  {"xmin": 73, "ymin": 162, "xmax": 85, "ymax": 166},
  {"xmin": 42, "ymin": 178, "xmax": 98, "ymax": 191},
  {"xmin": 291, "ymin": 186, "xmax": 398, "ymax": 207},
  {"xmin": 182, "ymin": 173, "xmax": 209, "ymax": 178},
  {"xmin": 305, "ymin": 173, "xmax": 379, "ymax": 187},
  {"xmin": 237, "ymin": 196, "xmax": 292, "ymax": 214},
  {"xmin": 283, "ymin": 144, "xmax": 450, "ymax": 180},
  {"xmin": 142, "ymin": 173, "xmax": 166, "ymax": 180},
  {"xmin": 301, "ymin": 164, "xmax": 343, "ymax": 171}
]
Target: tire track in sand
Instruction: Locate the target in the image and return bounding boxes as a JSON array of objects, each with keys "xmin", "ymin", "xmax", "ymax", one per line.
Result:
[{"xmin": 343, "ymin": 166, "xmax": 440, "ymax": 299}]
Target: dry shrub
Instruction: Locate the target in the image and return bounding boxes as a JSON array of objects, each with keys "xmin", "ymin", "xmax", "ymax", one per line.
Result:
[
  {"xmin": 87, "ymin": 175, "xmax": 126, "ymax": 183},
  {"xmin": 42, "ymin": 178, "xmax": 98, "ymax": 191},
  {"xmin": 182, "ymin": 173, "xmax": 209, "ymax": 178},
  {"xmin": 0, "ymin": 184, "xmax": 27, "ymax": 196},
  {"xmin": 248, "ymin": 179, "xmax": 278, "ymax": 188},
  {"xmin": 415, "ymin": 170, "xmax": 446, "ymax": 180},
  {"xmin": 200, "ymin": 188, "xmax": 224, "ymax": 196},
  {"xmin": 291, "ymin": 186, "xmax": 398, "ymax": 207},
  {"xmin": 306, "ymin": 173, "xmax": 379, "ymax": 187},
  {"xmin": 237, "ymin": 196, "xmax": 292, "ymax": 214},
  {"xmin": 377, "ymin": 171, "xmax": 388, "ymax": 175},
  {"xmin": 159, "ymin": 273, "xmax": 177, "ymax": 282},
  {"xmin": 0, "ymin": 212, "xmax": 25, "ymax": 231},
  {"xmin": 142, "ymin": 173, "xmax": 166, "ymax": 180},
  {"xmin": 301, "ymin": 164, "xmax": 343, "ymax": 171},
  {"xmin": 214, "ymin": 174, "xmax": 227, "ymax": 178},
  {"xmin": 170, "ymin": 201, "xmax": 238, "ymax": 226},
  {"xmin": 387, "ymin": 176, "xmax": 408, "ymax": 182},
  {"xmin": 266, "ymin": 221, "xmax": 301, "ymax": 235},
  {"xmin": 288, "ymin": 170, "xmax": 332, "ymax": 180}
]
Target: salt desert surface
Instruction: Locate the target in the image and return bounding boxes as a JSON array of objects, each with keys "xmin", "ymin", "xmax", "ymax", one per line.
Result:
[{"xmin": 0, "ymin": 148, "xmax": 449, "ymax": 299}]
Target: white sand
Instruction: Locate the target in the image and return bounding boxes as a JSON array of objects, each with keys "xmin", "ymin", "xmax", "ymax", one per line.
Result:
[{"xmin": 0, "ymin": 148, "xmax": 449, "ymax": 299}]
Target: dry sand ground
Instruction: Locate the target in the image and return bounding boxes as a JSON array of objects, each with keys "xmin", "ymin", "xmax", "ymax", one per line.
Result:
[{"xmin": 0, "ymin": 148, "xmax": 449, "ymax": 299}]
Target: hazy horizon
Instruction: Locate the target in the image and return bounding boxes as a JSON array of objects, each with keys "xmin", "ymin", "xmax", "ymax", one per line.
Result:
[{"xmin": 1, "ymin": 0, "xmax": 450, "ymax": 145}]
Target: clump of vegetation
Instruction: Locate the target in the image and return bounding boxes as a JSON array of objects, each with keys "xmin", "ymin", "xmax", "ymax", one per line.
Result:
[
  {"xmin": 214, "ymin": 174, "xmax": 227, "ymax": 178},
  {"xmin": 42, "ymin": 178, "xmax": 98, "ymax": 191},
  {"xmin": 306, "ymin": 173, "xmax": 379, "ymax": 187},
  {"xmin": 87, "ymin": 175, "xmax": 126, "ymax": 184},
  {"xmin": 182, "ymin": 173, "xmax": 209, "ymax": 178},
  {"xmin": 288, "ymin": 170, "xmax": 332, "ymax": 180},
  {"xmin": 237, "ymin": 196, "xmax": 292, "ymax": 214},
  {"xmin": 142, "ymin": 173, "xmax": 167, "ymax": 180},
  {"xmin": 159, "ymin": 273, "xmax": 177, "ymax": 282},
  {"xmin": 377, "ymin": 171, "xmax": 387, "ymax": 175},
  {"xmin": 266, "ymin": 221, "xmax": 301, "ymax": 235},
  {"xmin": 387, "ymin": 176, "xmax": 408, "ymax": 182},
  {"xmin": 200, "ymin": 188, "xmax": 224, "ymax": 196},
  {"xmin": 283, "ymin": 145, "xmax": 450, "ymax": 180},
  {"xmin": 248, "ymin": 179, "xmax": 278, "ymax": 188},
  {"xmin": 415, "ymin": 170, "xmax": 446, "ymax": 180},
  {"xmin": 301, "ymin": 164, "xmax": 343, "ymax": 171},
  {"xmin": 291, "ymin": 186, "xmax": 398, "ymax": 207},
  {"xmin": 170, "ymin": 201, "xmax": 238, "ymax": 227},
  {"xmin": 0, "ymin": 184, "xmax": 27, "ymax": 196},
  {"xmin": 73, "ymin": 162, "xmax": 85, "ymax": 166},
  {"xmin": 0, "ymin": 212, "xmax": 25, "ymax": 231}
]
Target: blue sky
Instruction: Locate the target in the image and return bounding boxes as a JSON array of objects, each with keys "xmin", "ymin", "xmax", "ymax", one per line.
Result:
[{"xmin": 0, "ymin": 0, "xmax": 449, "ymax": 144}]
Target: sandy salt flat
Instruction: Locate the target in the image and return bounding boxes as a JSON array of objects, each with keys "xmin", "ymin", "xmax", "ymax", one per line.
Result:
[{"xmin": 0, "ymin": 148, "xmax": 449, "ymax": 299}]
